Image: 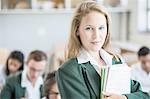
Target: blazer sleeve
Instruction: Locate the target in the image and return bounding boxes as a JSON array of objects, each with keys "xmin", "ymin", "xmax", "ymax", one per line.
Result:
[
  {"xmin": 125, "ymin": 80, "xmax": 149, "ymax": 99},
  {"xmin": 56, "ymin": 67, "xmax": 90, "ymax": 99},
  {"xmin": 0, "ymin": 77, "xmax": 14, "ymax": 99}
]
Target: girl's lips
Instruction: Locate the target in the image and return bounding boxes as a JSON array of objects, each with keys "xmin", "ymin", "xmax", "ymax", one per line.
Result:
[
  {"xmin": 91, "ymin": 41, "xmax": 100, "ymax": 43},
  {"xmin": 91, "ymin": 42, "xmax": 100, "ymax": 45}
]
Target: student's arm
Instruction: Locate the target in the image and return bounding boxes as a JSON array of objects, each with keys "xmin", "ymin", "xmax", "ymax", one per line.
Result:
[
  {"xmin": 0, "ymin": 77, "xmax": 14, "ymax": 99},
  {"xmin": 125, "ymin": 80, "xmax": 149, "ymax": 99},
  {"xmin": 113, "ymin": 56, "xmax": 149, "ymax": 98},
  {"xmin": 104, "ymin": 80, "xmax": 149, "ymax": 99},
  {"xmin": 56, "ymin": 67, "xmax": 90, "ymax": 99}
]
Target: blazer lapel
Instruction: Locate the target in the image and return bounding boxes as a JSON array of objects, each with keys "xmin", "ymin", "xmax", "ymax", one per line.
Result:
[
  {"xmin": 40, "ymin": 85, "xmax": 43, "ymax": 98},
  {"xmin": 80, "ymin": 62, "xmax": 100, "ymax": 97},
  {"xmin": 17, "ymin": 72, "xmax": 26, "ymax": 98}
]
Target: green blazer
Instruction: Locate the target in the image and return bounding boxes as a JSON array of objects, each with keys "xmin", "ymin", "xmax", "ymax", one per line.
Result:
[
  {"xmin": 56, "ymin": 57, "xmax": 150, "ymax": 99},
  {"xmin": 0, "ymin": 72, "xmax": 44, "ymax": 99}
]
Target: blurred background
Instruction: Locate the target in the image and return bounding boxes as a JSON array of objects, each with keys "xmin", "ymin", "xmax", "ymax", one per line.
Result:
[{"xmin": 0, "ymin": 0, "xmax": 149, "ymax": 72}]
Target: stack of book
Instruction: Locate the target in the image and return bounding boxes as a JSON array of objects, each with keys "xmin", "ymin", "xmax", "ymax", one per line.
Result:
[{"xmin": 101, "ymin": 64, "xmax": 131, "ymax": 99}]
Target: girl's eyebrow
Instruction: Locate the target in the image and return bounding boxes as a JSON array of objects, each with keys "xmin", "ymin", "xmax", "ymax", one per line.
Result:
[
  {"xmin": 85, "ymin": 25, "xmax": 92, "ymax": 27},
  {"xmin": 85, "ymin": 24, "xmax": 105, "ymax": 27},
  {"xmin": 99, "ymin": 24, "xmax": 105, "ymax": 27}
]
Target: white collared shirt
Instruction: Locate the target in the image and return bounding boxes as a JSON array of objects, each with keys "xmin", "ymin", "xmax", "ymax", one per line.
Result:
[
  {"xmin": 0, "ymin": 65, "xmax": 6, "ymax": 86},
  {"xmin": 131, "ymin": 63, "xmax": 150, "ymax": 92},
  {"xmin": 77, "ymin": 48, "xmax": 113, "ymax": 75},
  {"xmin": 21, "ymin": 67, "xmax": 43, "ymax": 99}
]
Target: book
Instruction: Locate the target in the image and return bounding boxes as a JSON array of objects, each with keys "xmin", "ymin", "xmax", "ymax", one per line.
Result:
[{"xmin": 100, "ymin": 63, "xmax": 131, "ymax": 99}]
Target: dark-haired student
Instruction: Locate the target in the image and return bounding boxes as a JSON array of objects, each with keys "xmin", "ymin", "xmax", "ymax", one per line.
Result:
[
  {"xmin": 131, "ymin": 46, "xmax": 150, "ymax": 94},
  {"xmin": 44, "ymin": 71, "xmax": 60, "ymax": 99},
  {"xmin": 0, "ymin": 50, "xmax": 47, "ymax": 99},
  {"xmin": 0, "ymin": 50, "xmax": 24, "ymax": 90}
]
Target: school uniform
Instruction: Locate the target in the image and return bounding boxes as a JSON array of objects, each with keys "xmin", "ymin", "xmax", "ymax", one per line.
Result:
[
  {"xmin": 56, "ymin": 49, "xmax": 150, "ymax": 99},
  {"xmin": 0, "ymin": 68, "xmax": 44, "ymax": 99},
  {"xmin": 131, "ymin": 62, "xmax": 150, "ymax": 93}
]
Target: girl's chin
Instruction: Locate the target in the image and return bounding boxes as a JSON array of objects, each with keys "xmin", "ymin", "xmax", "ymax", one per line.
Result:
[
  {"xmin": 84, "ymin": 45, "xmax": 102, "ymax": 52},
  {"xmin": 88, "ymin": 48, "xmax": 101, "ymax": 52},
  {"xmin": 91, "ymin": 46, "xmax": 102, "ymax": 51}
]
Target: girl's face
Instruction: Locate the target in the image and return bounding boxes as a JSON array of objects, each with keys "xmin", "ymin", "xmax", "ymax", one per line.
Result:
[
  {"xmin": 8, "ymin": 58, "xmax": 22, "ymax": 74},
  {"xmin": 49, "ymin": 84, "xmax": 61, "ymax": 99},
  {"xmin": 78, "ymin": 11, "xmax": 107, "ymax": 52},
  {"xmin": 139, "ymin": 54, "xmax": 150, "ymax": 72}
]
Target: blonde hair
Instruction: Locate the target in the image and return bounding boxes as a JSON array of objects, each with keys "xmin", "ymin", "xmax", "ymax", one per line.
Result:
[{"xmin": 66, "ymin": 1, "xmax": 111, "ymax": 60}]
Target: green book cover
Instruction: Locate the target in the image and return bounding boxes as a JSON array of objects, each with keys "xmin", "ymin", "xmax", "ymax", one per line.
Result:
[{"xmin": 100, "ymin": 64, "xmax": 131, "ymax": 99}]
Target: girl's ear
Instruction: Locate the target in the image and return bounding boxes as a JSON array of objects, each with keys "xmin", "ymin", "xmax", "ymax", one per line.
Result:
[
  {"xmin": 76, "ymin": 29, "xmax": 80, "ymax": 36},
  {"xmin": 77, "ymin": 32, "xmax": 79, "ymax": 36}
]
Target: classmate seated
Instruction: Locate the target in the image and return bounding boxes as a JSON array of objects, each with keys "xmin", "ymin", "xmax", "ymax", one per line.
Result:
[
  {"xmin": 0, "ymin": 50, "xmax": 47, "ymax": 99},
  {"xmin": 44, "ymin": 71, "xmax": 60, "ymax": 99},
  {"xmin": 0, "ymin": 50, "xmax": 24, "ymax": 90},
  {"xmin": 131, "ymin": 46, "xmax": 150, "ymax": 93}
]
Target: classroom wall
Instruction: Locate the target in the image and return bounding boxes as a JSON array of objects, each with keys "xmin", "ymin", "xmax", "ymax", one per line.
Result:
[
  {"xmin": 0, "ymin": 10, "xmax": 123, "ymax": 55},
  {"xmin": 0, "ymin": 12, "xmax": 72, "ymax": 55}
]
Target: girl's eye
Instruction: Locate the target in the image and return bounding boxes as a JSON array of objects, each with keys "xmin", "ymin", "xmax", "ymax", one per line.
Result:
[
  {"xmin": 99, "ymin": 26, "xmax": 104, "ymax": 30},
  {"xmin": 85, "ymin": 27, "xmax": 93, "ymax": 31}
]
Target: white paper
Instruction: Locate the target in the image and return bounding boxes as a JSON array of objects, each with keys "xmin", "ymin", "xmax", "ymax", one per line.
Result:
[{"xmin": 105, "ymin": 64, "xmax": 131, "ymax": 94}]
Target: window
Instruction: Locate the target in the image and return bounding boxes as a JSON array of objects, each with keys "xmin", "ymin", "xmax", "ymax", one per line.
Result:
[
  {"xmin": 138, "ymin": 0, "xmax": 150, "ymax": 32},
  {"xmin": 147, "ymin": 0, "xmax": 150, "ymax": 30}
]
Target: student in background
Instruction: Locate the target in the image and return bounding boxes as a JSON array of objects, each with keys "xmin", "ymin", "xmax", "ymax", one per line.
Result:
[
  {"xmin": 131, "ymin": 46, "xmax": 150, "ymax": 93},
  {"xmin": 44, "ymin": 71, "xmax": 60, "ymax": 99},
  {"xmin": 0, "ymin": 50, "xmax": 24, "ymax": 90},
  {"xmin": 56, "ymin": 1, "xmax": 150, "ymax": 99},
  {"xmin": 0, "ymin": 50, "xmax": 47, "ymax": 99}
]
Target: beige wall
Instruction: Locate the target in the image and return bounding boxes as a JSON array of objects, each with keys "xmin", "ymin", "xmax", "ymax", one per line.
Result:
[{"xmin": 128, "ymin": 0, "xmax": 150, "ymax": 47}]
